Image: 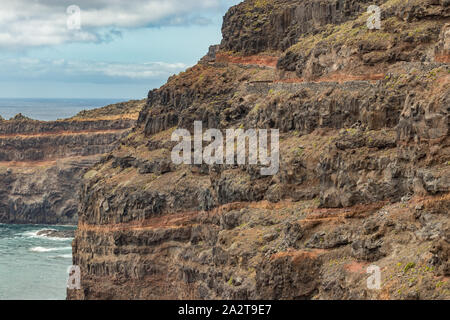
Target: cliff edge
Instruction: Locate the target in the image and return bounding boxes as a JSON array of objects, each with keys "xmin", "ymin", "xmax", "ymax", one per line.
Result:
[{"xmin": 0, "ymin": 100, "xmax": 144, "ymax": 224}]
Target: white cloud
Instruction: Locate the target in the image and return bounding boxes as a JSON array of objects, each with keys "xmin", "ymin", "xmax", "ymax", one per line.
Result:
[
  {"xmin": 0, "ymin": 57, "xmax": 189, "ymax": 83},
  {"xmin": 0, "ymin": 0, "xmax": 233, "ymax": 48}
]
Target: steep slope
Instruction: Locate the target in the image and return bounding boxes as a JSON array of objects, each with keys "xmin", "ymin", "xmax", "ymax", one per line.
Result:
[
  {"xmin": 69, "ymin": 0, "xmax": 449, "ymax": 300},
  {"xmin": 0, "ymin": 100, "xmax": 145, "ymax": 224}
]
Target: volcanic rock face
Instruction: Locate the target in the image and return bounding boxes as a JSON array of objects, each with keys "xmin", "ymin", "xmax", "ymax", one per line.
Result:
[
  {"xmin": 69, "ymin": 0, "xmax": 449, "ymax": 300},
  {"xmin": 0, "ymin": 101, "xmax": 143, "ymax": 224},
  {"xmin": 221, "ymin": 0, "xmax": 375, "ymax": 54}
]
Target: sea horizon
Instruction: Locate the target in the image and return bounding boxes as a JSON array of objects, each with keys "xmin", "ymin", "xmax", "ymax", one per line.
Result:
[{"xmin": 0, "ymin": 97, "xmax": 138, "ymax": 121}]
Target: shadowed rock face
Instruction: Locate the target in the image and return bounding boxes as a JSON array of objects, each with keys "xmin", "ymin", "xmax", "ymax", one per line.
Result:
[
  {"xmin": 0, "ymin": 119, "xmax": 135, "ymax": 135},
  {"xmin": 221, "ymin": 0, "xmax": 375, "ymax": 55},
  {"xmin": 0, "ymin": 130, "xmax": 130, "ymax": 162},
  {"xmin": 0, "ymin": 101, "xmax": 143, "ymax": 224},
  {"xmin": 69, "ymin": 0, "xmax": 449, "ymax": 300},
  {"xmin": 0, "ymin": 159, "xmax": 89, "ymax": 225}
]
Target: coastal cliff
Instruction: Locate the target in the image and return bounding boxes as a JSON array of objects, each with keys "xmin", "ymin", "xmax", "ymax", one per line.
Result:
[
  {"xmin": 69, "ymin": 0, "xmax": 449, "ymax": 300},
  {"xmin": 0, "ymin": 100, "xmax": 144, "ymax": 224}
]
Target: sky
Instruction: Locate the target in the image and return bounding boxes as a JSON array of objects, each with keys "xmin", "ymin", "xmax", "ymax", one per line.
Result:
[{"xmin": 0, "ymin": 0, "xmax": 241, "ymax": 99}]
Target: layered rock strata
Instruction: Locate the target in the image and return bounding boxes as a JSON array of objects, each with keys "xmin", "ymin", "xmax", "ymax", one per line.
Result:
[
  {"xmin": 0, "ymin": 100, "xmax": 144, "ymax": 224},
  {"xmin": 69, "ymin": 0, "xmax": 449, "ymax": 300}
]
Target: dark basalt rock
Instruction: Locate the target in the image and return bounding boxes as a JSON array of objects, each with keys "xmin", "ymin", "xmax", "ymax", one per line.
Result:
[
  {"xmin": 221, "ymin": 0, "xmax": 374, "ymax": 55},
  {"xmin": 351, "ymin": 238, "xmax": 385, "ymax": 262},
  {"xmin": 37, "ymin": 229, "xmax": 75, "ymax": 238}
]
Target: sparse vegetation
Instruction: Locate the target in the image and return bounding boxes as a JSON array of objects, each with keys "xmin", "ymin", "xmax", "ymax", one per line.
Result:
[{"xmin": 404, "ymin": 262, "xmax": 416, "ymax": 274}]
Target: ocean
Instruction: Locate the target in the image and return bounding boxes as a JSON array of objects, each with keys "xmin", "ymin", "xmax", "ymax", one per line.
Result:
[
  {"xmin": 0, "ymin": 224, "xmax": 76, "ymax": 300},
  {"xmin": 0, "ymin": 98, "xmax": 128, "ymax": 121},
  {"xmin": 0, "ymin": 99, "xmax": 117, "ymax": 300}
]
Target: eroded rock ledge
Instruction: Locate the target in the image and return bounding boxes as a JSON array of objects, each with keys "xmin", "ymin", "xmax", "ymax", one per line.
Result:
[{"xmin": 0, "ymin": 100, "xmax": 144, "ymax": 224}]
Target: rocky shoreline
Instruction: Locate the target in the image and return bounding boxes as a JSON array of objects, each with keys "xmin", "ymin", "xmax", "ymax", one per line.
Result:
[{"xmin": 36, "ymin": 229, "xmax": 75, "ymax": 239}]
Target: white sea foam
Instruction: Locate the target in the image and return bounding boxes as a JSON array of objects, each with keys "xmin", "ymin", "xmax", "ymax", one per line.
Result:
[
  {"xmin": 30, "ymin": 246, "xmax": 72, "ymax": 253},
  {"xmin": 20, "ymin": 230, "xmax": 41, "ymax": 237},
  {"xmin": 49, "ymin": 254, "xmax": 72, "ymax": 259},
  {"xmin": 20, "ymin": 229, "xmax": 73, "ymax": 241}
]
